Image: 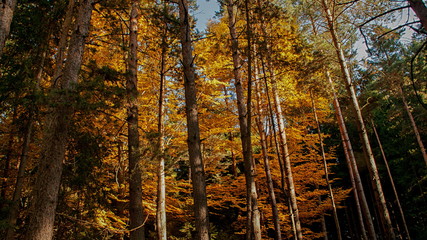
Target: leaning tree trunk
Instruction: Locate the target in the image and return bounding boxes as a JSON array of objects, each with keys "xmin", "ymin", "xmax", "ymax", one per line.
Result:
[
  {"xmin": 127, "ymin": 1, "xmax": 145, "ymax": 239},
  {"xmin": 271, "ymin": 76, "xmax": 303, "ymax": 240},
  {"xmin": 321, "ymin": 1, "xmax": 395, "ymax": 238},
  {"xmin": 327, "ymin": 72, "xmax": 373, "ymax": 240},
  {"xmin": 310, "ymin": 91, "xmax": 342, "ymax": 240},
  {"xmin": 400, "ymin": 87, "xmax": 427, "ymax": 165},
  {"xmin": 24, "ymin": 1, "xmax": 93, "ymax": 239},
  {"xmin": 5, "ymin": 45, "xmax": 47, "ymax": 240},
  {"xmin": 0, "ymin": 0, "xmax": 17, "ymax": 53},
  {"xmin": 178, "ymin": 1, "xmax": 210, "ymax": 239},
  {"xmin": 225, "ymin": 1, "xmax": 261, "ymax": 239},
  {"xmin": 254, "ymin": 69, "xmax": 282, "ymax": 240},
  {"xmin": 371, "ymin": 120, "xmax": 411, "ymax": 240},
  {"xmin": 408, "ymin": 0, "xmax": 427, "ymax": 30}
]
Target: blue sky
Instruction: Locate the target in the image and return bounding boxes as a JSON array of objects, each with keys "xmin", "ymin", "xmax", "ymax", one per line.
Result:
[{"xmin": 195, "ymin": 0, "xmax": 220, "ymax": 30}]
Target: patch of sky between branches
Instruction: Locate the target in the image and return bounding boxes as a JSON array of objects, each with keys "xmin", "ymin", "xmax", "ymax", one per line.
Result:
[{"xmin": 194, "ymin": 0, "xmax": 221, "ymax": 32}]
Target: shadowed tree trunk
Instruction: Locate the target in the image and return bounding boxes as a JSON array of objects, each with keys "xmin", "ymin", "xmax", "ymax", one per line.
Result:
[
  {"xmin": 408, "ymin": 0, "xmax": 427, "ymax": 30},
  {"xmin": 225, "ymin": 1, "xmax": 261, "ymax": 239},
  {"xmin": 371, "ymin": 120, "xmax": 411, "ymax": 240},
  {"xmin": 321, "ymin": 1, "xmax": 395, "ymax": 238},
  {"xmin": 127, "ymin": 1, "xmax": 145, "ymax": 239},
  {"xmin": 0, "ymin": 0, "xmax": 17, "ymax": 53},
  {"xmin": 400, "ymin": 87, "xmax": 427, "ymax": 165},
  {"xmin": 327, "ymin": 72, "xmax": 372, "ymax": 240},
  {"xmin": 24, "ymin": 1, "xmax": 94, "ymax": 239},
  {"xmin": 5, "ymin": 44, "xmax": 48, "ymax": 240},
  {"xmin": 310, "ymin": 90, "xmax": 342, "ymax": 240},
  {"xmin": 178, "ymin": 0, "xmax": 210, "ymax": 239}
]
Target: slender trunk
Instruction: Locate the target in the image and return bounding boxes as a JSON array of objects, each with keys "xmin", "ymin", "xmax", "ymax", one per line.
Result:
[
  {"xmin": 178, "ymin": 1, "xmax": 209, "ymax": 239},
  {"xmin": 24, "ymin": 1, "xmax": 93, "ymax": 239},
  {"xmin": 310, "ymin": 91, "xmax": 343, "ymax": 240},
  {"xmin": 327, "ymin": 72, "xmax": 372, "ymax": 240},
  {"xmin": 254, "ymin": 69, "xmax": 282, "ymax": 240},
  {"xmin": 225, "ymin": 1, "xmax": 261, "ymax": 239},
  {"xmin": 127, "ymin": 1, "xmax": 145, "ymax": 239},
  {"xmin": 244, "ymin": 2, "xmax": 261, "ymax": 239},
  {"xmin": 156, "ymin": 17, "xmax": 167, "ymax": 240},
  {"xmin": 371, "ymin": 120, "xmax": 411, "ymax": 240},
  {"xmin": 400, "ymin": 87, "xmax": 427, "ymax": 165},
  {"xmin": 321, "ymin": 1, "xmax": 395, "ymax": 238},
  {"xmin": 271, "ymin": 76, "xmax": 303, "ymax": 240},
  {"xmin": 319, "ymin": 192, "xmax": 329, "ymax": 240},
  {"xmin": 6, "ymin": 46, "xmax": 47, "ymax": 240},
  {"xmin": 0, "ymin": 0, "xmax": 17, "ymax": 53},
  {"xmin": 260, "ymin": 54, "xmax": 296, "ymax": 239},
  {"xmin": 408, "ymin": 0, "xmax": 427, "ymax": 30}
]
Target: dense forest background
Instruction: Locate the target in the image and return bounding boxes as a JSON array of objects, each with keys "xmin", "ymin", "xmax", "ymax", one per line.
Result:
[{"xmin": 0, "ymin": 0, "xmax": 426, "ymax": 239}]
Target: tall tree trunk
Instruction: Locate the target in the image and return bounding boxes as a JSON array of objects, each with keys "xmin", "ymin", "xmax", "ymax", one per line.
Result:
[
  {"xmin": 0, "ymin": 0, "xmax": 17, "ymax": 53},
  {"xmin": 321, "ymin": 1, "xmax": 395, "ymax": 238},
  {"xmin": 371, "ymin": 120, "xmax": 411, "ymax": 240},
  {"xmin": 6, "ymin": 46, "xmax": 47, "ymax": 240},
  {"xmin": 310, "ymin": 91, "xmax": 342, "ymax": 240},
  {"xmin": 260, "ymin": 54, "xmax": 296, "ymax": 239},
  {"xmin": 327, "ymin": 72, "xmax": 373, "ymax": 240},
  {"xmin": 24, "ymin": 1, "xmax": 93, "ymax": 239},
  {"xmin": 6, "ymin": 114, "xmax": 32, "ymax": 240},
  {"xmin": 244, "ymin": 2, "xmax": 261, "ymax": 239},
  {"xmin": 225, "ymin": 1, "xmax": 261, "ymax": 239},
  {"xmin": 270, "ymin": 74, "xmax": 303, "ymax": 240},
  {"xmin": 254, "ymin": 69, "xmax": 282, "ymax": 240},
  {"xmin": 400, "ymin": 87, "xmax": 427, "ymax": 165},
  {"xmin": 127, "ymin": 1, "xmax": 145, "ymax": 239},
  {"xmin": 156, "ymin": 15, "xmax": 167, "ymax": 240},
  {"xmin": 408, "ymin": 0, "xmax": 427, "ymax": 30},
  {"xmin": 177, "ymin": 1, "xmax": 210, "ymax": 239}
]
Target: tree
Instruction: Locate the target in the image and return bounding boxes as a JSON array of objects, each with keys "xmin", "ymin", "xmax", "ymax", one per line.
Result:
[
  {"xmin": 127, "ymin": 0, "xmax": 145, "ymax": 239},
  {"xmin": 24, "ymin": 0, "xmax": 94, "ymax": 239},
  {"xmin": 224, "ymin": 0, "xmax": 262, "ymax": 238},
  {"xmin": 0, "ymin": 0, "xmax": 17, "ymax": 53},
  {"xmin": 177, "ymin": 0, "xmax": 210, "ymax": 239},
  {"xmin": 320, "ymin": 0, "xmax": 395, "ymax": 238}
]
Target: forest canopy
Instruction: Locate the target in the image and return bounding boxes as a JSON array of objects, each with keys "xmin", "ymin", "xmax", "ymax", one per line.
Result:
[{"xmin": 0, "ymin": 0, "xmax": 426, "ymax": 239}]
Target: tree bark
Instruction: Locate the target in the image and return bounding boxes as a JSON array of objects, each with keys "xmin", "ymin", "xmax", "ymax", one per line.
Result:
[
  {"xmin": 371, "ymin": 120, "xmax": 411, "ymax": 240},
  {"xmin": 227, "ymin": 0, "xmax": 261, "ymax": 240},
  {"xmin": 327, "ymin": 72, "xmax": 373, "ymax": 240},
  {"xmin": 6, "ymin": 45, "xmax": 47, "ymax": 240},
  {"xmin": 310, "ymin": 90, "xmax": 342, "ymax": 240},
  {"xmin": 156, "ymin": 11, "xmax": 167, "ymax": 239},
  {"xmin": 408, "ymin": 0, "xmax": 427, "ymax": 31},
  {"xmin": 127, "ymin": 1, "xmax": 145, "ymax": 239},
  {"xmin": 24, "ymin": 1, "xmax": 93, "ymax": 239},
  {"xmin": 225, "ymin": 1, "xmax": 261, "ymax": 239},
  {"xmin": 254, "ymin": 68, "xmax": 282, "ymax": 240},
  {"xmin": 178, "ymin": 1, "xmax": 210, "ymax": 239},
  {"xmin": 321, "ymin": 1, "xmax": 395, "ymax": 238},
  {"xmin": 0, "ymin": 0, "xmax": 17, "ymax": 53},
  {"xmin": 400, "ymin": 87, "xmax": 427, "ymax": 165},
  {"xmin": 271, "ymin": 74, "xmax": 303, "ymax": 240}
]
